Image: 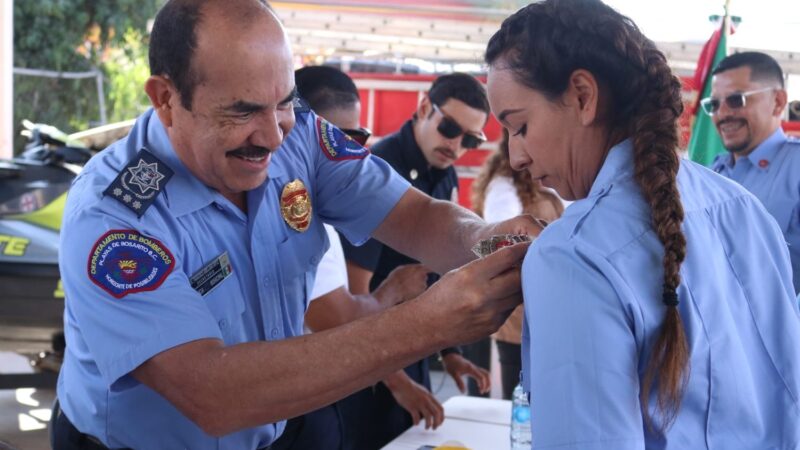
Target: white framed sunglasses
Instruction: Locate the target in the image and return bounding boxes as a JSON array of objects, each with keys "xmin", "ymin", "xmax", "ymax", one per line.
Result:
[{"xmin": 700, "ymin": 87, "xmax": 776, "ymax": 116}]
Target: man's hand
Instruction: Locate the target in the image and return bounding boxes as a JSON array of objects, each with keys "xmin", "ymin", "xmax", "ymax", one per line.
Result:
[
  {"xmin": 441, "ymin": 353, "xmax": 490, "ymax": 394},
  {"xmin": 415, "ymin": 241, "xmax": 530, "ymax": 346},
  {"xmin": 373, "ymin": 264, "xmax": 429, "ymax": 308},
  {"xmin": 383, "ymin": 370, "xmax": 444, "ymax": 430}
]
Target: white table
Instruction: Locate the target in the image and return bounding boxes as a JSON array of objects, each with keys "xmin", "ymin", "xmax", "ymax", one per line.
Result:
[{"xmin": 382, "ymin": 396, "xmax": 512, "ymax": 450}]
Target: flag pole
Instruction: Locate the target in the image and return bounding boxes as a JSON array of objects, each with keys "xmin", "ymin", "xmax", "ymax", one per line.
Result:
[
  {"xmin": 687, "ymin": 0, "xmax": 734, "ymax": 165},
  {"xmin": 722, "ymin": 0, "xmax": 731, "ymax": 57}
]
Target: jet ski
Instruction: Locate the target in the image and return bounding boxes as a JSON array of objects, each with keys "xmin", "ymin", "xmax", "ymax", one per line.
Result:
[{"xmin": 0, "ymin": 121, "xmax": 92, "ymax": 356}]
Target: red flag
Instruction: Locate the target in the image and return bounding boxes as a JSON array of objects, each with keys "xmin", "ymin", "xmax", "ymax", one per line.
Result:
[{"xmin": 690, "ymin": 29, "xmax": 722, "ymax": 116}]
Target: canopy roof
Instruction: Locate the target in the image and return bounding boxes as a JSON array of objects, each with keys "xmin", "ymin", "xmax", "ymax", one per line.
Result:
[{"xmin": 273, "ymin": 1, "xmax": 800, "ymax": 76}]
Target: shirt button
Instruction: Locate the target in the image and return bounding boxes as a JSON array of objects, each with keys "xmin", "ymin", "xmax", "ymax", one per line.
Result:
[
  {"xmin": 263, "ymin": 277, "xmax": 270, "ymax": 287},
  {"xmin": 218, "ymin": 319, "xmax": 228, "ymax": 329},
  {"xmin": 271, "ymin": 328, "xmax": 280, "ymax": 338},
  {"xmin": 758, "ymin": 159, "xmax": 769, "ymax": 168},
  {"xmin": 215, "ymin": 203, "xmax": 225, "ymax": 211}
]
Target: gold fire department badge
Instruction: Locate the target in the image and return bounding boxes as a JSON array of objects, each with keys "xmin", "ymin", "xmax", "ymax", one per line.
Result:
[{"xmin": 281, "ymin": 179, "xmax": 312, "ymax": 232}]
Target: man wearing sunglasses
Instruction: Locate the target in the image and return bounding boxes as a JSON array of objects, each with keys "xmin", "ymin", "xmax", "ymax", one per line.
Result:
[
  {"xmin": 708, "ymin": 52, "xmax": 800, "ymax": 294},
  {"xmin": 339, "ymin": 72, "xmax": 492, "ymax": 449}
]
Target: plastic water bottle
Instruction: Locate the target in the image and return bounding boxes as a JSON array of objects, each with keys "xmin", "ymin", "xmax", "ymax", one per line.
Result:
[{"xmin": 510, "ymin": 382, "xmax": 532, "ymax": 449}]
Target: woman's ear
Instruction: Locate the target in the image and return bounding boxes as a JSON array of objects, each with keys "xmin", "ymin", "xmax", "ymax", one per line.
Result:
[
  {"xmin": 144, "ymin": 75, "xmax": 176, "ymax": 128},
  {"xmin": 568, "ymin": 69, "xmax": 600, "ymax": 126}
]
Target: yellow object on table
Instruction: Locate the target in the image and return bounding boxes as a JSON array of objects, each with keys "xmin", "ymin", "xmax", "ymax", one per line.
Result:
[{"xmin": 435, "ymin": 440, "xmax": 470, "ymax": 449}]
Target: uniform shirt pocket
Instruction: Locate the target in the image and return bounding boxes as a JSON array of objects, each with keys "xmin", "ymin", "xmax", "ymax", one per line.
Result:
[{"xmin": 201, "ymin": 274, "xmax": 246, "ymax": 345}]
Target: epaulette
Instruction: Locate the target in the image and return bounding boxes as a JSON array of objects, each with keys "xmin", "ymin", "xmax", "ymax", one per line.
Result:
[
  {"xmin": 103, "ymin": 148, "xmax": 173, "ymax": 217},
  {"xmin": 293, "ymin": 96, "xmax": 311, "ymax": 115}
]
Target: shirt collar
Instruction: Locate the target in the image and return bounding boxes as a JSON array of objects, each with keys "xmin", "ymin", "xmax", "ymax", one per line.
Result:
[
  {"xmin": 587, "ymin": 138, "xmax": 635, "ymax": 198},
  {"xmin": 744, "ymin": 128, "xmax": 787, "ymax": 170},
  {"xmin": 713, "ymin": 151, "xmax": 735, "ymax": 171},
  {"xmin": 398, "ymin": 120, "xmax": 450, "ymax": 182},
  {"xmin": 138, "ymin": 109, "xmax": 222, "ymax": 217}
]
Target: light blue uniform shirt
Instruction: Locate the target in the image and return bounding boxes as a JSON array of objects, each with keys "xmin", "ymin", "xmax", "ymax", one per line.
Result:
[
  {"xmin": 521, "ymin": 139, "xmax": 800, "ymax": 449},
  {"xmin": 712, "ymin": 128, "xmax": 800, "ymax": 294},
  {"xmin": 57, "ymin": 108, "xmax": 409, "ymax": 449}
]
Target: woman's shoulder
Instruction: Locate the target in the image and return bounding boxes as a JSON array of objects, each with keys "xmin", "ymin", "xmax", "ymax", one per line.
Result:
[
  {"xmin": 535, "ymin": 181, "xmax": 650, "ymax": 258},
  {"xmin": 677, "ymin": 158, "xmax": 754, "ymax": 213}
]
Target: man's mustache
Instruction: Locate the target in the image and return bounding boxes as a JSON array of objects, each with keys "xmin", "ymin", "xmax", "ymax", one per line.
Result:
[
  {"xmin": 717, "ymin": 118, "xmax": 747, "ymax": 128},
  {"xmin": 226, "ymin": 146, "xmax": 271, "ymax": 158},
  {"xmin": 435, "ymin": 147, "xmax": 456, "ymax": 160}
]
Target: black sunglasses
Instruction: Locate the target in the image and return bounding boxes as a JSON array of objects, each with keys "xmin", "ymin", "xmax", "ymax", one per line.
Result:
[
  {"xmin": 700, "ymin": 87, "xmax": 775, "ymax": 115},
  {"xmin": 341, "ymin": 127, "xmax": 372, "ymax": 146},
  {"xmin": 432, "ymin": 104, "xmax": 486, "ymax": 149}
]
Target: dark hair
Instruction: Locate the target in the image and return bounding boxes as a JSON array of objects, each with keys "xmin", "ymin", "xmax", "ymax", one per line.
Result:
[
  {"xmin": 149, "ymin": 0, "xmax": 204, "ymax": 110},
  {"xmin": 295, "ymin": 65, "xmax": 361, "ymax": 113},
  {"xmin": 713, "ymin": 51, "xmax": 785, "ymax": 89},
  {"xmin": 149, "ymin": 0, "xmax": 271, "ymax": 110},
  {"xmin": 428, "ymin": 73, "xmax": 490, "ymax": 116},
  {"xmin": 471, "ymin": 129, "xmax": 564, "ymax": 219},
  {"xmin": 486, "ymin": 0, "xmax": 688, "ymax": 431}
]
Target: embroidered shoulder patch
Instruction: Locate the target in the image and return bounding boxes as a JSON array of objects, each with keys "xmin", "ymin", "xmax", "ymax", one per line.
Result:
[
  {"xmin": 316, "ymin": 117, "xmax": 370, "ymax": 161},
  {"xmin": 103, "ymin": 148, "xmax": 173, "ymax": 217},
  {"xmin": 87, "ymin": 230, "xmax": 175, "ymax": 299}
]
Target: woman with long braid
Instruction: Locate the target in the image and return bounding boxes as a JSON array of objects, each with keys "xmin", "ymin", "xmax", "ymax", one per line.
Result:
[{"xmin": 485, "ymin": 0, "xmax": 800, "ymax": 448}]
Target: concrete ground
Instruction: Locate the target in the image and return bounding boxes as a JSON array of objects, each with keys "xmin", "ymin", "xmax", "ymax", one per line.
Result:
[
  {"xmin": 0, "ymin": 352, "xmax": 54, "ymax": 450},
  {"xmin": 0, "ymin": 346, "xmax": 502, "ymax": 449}
]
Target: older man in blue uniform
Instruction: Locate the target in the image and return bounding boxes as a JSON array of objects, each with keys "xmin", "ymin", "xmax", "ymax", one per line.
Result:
[
  {"xmin": 51, "ymin": 1, "xmax": 534, "ymax": 449},
  {"xmin": 709, "ymin": 52, "xmax": 800, "ymax": 293}
]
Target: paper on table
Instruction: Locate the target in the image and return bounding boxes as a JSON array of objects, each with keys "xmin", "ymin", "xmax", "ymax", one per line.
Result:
[{"xmin": 442, "ymin": 396, "xmax": 510, "ymax": 426}]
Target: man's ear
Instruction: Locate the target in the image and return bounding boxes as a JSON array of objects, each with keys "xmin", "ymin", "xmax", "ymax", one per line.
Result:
[
  {"xmin": 568, "ymin": 69, "xmax": 600, "ymax": 126},
  {"xmin": 773, "ymin": 89, "xmax": 789, "ymax": 118},
  {"xmin": 144, "ymin": 75, "xmax": 176, "ymax": 127},
  {"xmin": 417, "ymin": 94, "xmax": 433, "ymax": 119}
]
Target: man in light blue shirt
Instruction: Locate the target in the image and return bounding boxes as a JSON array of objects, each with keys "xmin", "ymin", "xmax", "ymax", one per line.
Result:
[
  {"xmin": 708, "ymin": 52, "xmax": 800, "ymax": 293},
  {"xmin": 52, "ymin": 1, "xmax": 534, "ymax": 449}
]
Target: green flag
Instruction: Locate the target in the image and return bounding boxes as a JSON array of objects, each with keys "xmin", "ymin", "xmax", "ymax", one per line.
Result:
[{"xmin": 687, "ymin": 23, "xmax": 728, "ymax": 166}]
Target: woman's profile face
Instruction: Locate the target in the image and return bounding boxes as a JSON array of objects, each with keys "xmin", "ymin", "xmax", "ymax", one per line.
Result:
[{"xmin": 486, "ymin": 65, "xmax": 606, "ymax": 201}]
